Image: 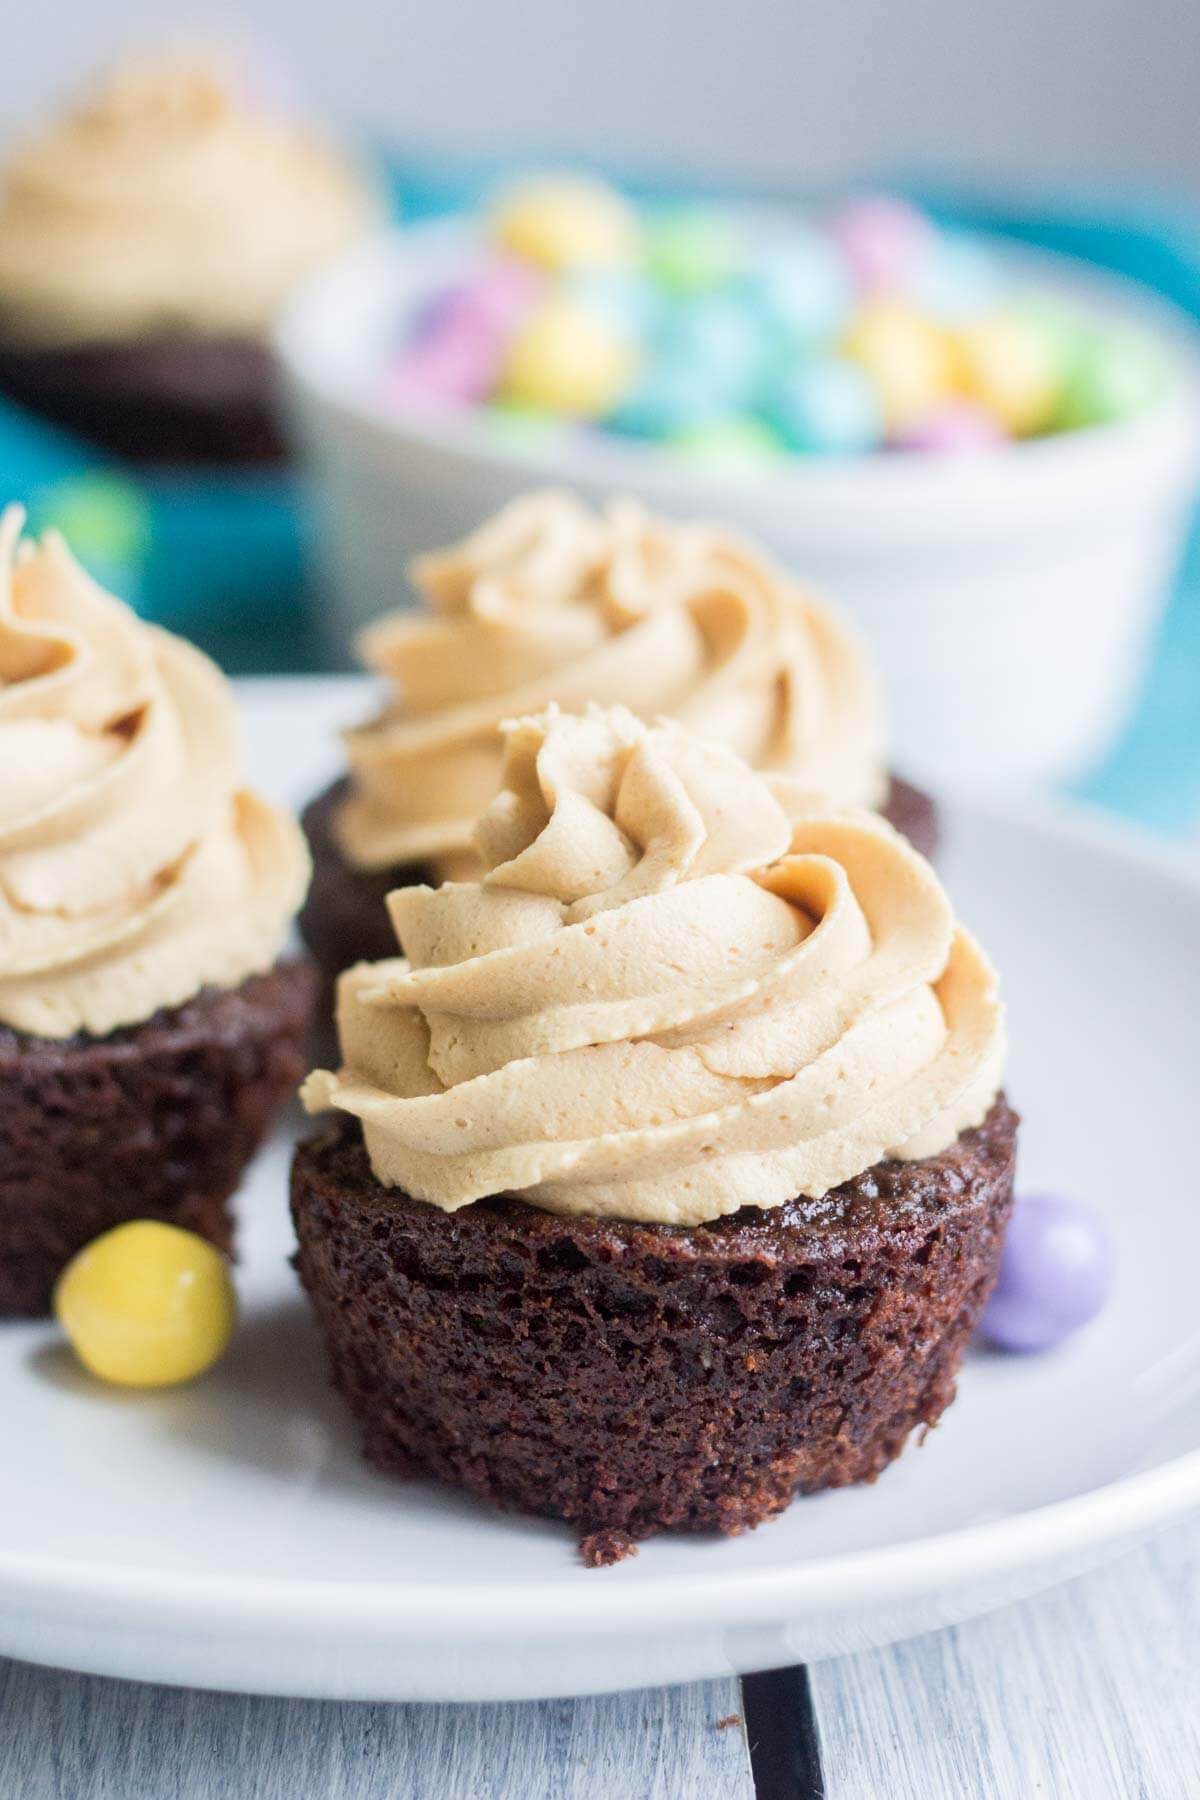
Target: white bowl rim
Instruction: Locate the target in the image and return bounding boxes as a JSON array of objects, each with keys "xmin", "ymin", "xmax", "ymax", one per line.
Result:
[{"xmin": 276, "ymin": 217, "xmax": 1200, "ymax": 527}]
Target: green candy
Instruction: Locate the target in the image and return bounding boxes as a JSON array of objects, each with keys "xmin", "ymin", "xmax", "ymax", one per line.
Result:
[
  {"xmin": 486, "ymin": 399, "xmax": 571, "ymax": 452},
  {"xmin": 31, "ymin": 473, "xmax": 150, "ymax": 567},
  {"xmin": 645, "ymin": 208, "xmax": 743, "ymax": 295},
  {"xmin": 1009, "ymin": 291, "xmax": 1084, "ymax": 369},
  {"xmin": 1056, "ymin": 326, "xmax": 1172, "ymax": 429},
  {"xmin": 28, "ymin": 474, "xmax": 151, "ymax": 606},
  {"xmin": 669, "ymin": 416, "xmax": 784, "ymax": 468}
]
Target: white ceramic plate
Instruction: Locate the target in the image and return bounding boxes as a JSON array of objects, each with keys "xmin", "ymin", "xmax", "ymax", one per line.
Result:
[{"xmin": 2, "ymin": 678, "xmax": 1199, "ymax": 1703}]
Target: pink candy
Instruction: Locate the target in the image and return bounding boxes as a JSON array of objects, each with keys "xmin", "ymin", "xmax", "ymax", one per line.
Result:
[
  {"xmin": 387, "ymin": 261, "xmax": 543, "ymax": 407},
  {"xmin": 417, "ymin": 261, "xmax": 542, "ymax": 341},
  {"xmin": 827, "ymin": 196, "xmax": 933, "ymax": 295},
  {"xmin": 384, "ymin": 328, "xmax": 498, "ymax": 407},
  {"xmin": 896, "ymin": 402, "xmax": 1006, "ymax": 453}
]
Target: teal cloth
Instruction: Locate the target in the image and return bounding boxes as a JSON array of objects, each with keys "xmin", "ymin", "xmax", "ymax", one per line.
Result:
[
  {"xmin": 0, "ymin": 405, "xmax": 319, "ymax": 673},
  {"xmin": 2, "ymin": 161, "xmax": 1197, "ymax": 830}
]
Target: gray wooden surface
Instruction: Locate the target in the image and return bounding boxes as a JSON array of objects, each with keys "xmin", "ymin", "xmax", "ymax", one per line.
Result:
[
  {"xmin": 0, "ymin": 1665, "xmax": 753, "ymax": 1800},
  {"xmin": 4, "ymin": 1522, "xmax": 1199, "ymax": 1798},
  {"xmin": 813, "ymin": 1518, "xmax": 1200, "ymax": 1800}
]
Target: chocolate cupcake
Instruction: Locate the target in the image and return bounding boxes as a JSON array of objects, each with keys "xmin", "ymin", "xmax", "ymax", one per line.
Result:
[
  {"xmin": 0, "ymin": 507, "xmax": 313, "ymax": 1316},
  {"xmin": 299, "ymin": 491, "xmax": 938, "ymax": 995},
  {"xmin": 293, "ymin": 704, "xmax": 1010, "ymax": 1558},
  {"xmin": 0, "ymin": 47, "xmax": 376, "ymax": 466}
]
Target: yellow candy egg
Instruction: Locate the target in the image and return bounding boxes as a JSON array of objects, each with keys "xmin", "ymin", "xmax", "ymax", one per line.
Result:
[
  {"xmin": 54, "ymin": 1220, "xmax": 236, "ymax": 1388},
  {"xmin": 500, "ymin": 294, "xmax": 637, "ymax": 416},
  {"xmin": 491, "ymin": 175, "xmax": 640, "ymax": 273},
  {"xmin": 955, "ymin": 313, "xmax": 1061, "ymax": 436},
  {"xmin": 841, "ymin": 299, "xmax": 956, "ymax": 434}
]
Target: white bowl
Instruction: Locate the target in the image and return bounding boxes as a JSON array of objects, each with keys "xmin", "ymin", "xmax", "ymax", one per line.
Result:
[{"xmin": 276, "ymin": 222, "xmax": 1200, "ymax": 791}]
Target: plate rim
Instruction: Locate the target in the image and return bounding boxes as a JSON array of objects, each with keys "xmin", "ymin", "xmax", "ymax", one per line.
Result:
[{"xmin": 1, "ymin": 1443, "xmax": 1198, "ymax": 1639}]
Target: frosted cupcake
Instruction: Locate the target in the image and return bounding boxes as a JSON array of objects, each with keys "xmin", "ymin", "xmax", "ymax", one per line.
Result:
[
  {"xmin": 0, "ymin": 45, "xmax": 377, "ymax": 464},
  {"xmin": 293, "ymin": 703, "xmax": 1012, "ymax": 1561},
  {"xmin": 300, "ymin": 490, "xmax": 937, "ymax": 991},
  {"xmin": 0, "ymin": 507, "xmax": 312, "ymax": 1315}
]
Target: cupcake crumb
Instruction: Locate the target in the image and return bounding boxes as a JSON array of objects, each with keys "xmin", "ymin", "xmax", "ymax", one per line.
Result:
[{"xmin": 579, "ymin": 1527, "xmax": 639, "ymax": 1568}]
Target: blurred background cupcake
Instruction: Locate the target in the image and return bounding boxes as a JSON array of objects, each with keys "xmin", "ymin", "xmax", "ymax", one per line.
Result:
[
  {"xmin": 0, "ymin": 9, "xmax": 1196, "ymax": 827},
  {"xmin": 0, "ymin": 40, "xmax": 379, "ymax": 466}
]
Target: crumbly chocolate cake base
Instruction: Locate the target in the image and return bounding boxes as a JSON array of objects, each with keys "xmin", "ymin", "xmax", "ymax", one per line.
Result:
[
  {"xmin": 0, "ymin": 337, "xmax": 286, "ymax": 465},
  {"xmin": 0, "ymin": 960, "xmax": 314, "ymax": 1318},
  {"xmin": 298, "ymin": 771, "xmax": 941, "ymax": 1002},
  {"xmin": 291, "ymin": 1097, "xmax": 1017, "ymax": 1561},
  {"xmin": 298, "ymin": 777, "xmax": 433, "ymax": 997}
]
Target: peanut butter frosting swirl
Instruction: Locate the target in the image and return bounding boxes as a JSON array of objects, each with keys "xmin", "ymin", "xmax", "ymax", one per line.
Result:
[
  {"xmin": 0, "ymin": 47, "xmax": 376, "ymax": 347},
  {"xmin": 0, "ymin": 507, "xmax": 310, "ymax": 1038},
  {"xmin": 305, "ymin": 705, "xmax": 1004, "ymax": 1227},
  {"xmin": 338, "ymin": 491, "xmax": 887, "ymax": 879}
]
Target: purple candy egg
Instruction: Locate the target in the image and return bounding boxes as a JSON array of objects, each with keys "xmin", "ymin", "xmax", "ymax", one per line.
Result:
[
  {"xmin": 897, "ymin": 402, "xmax": 1006, "ymax": 454},
  {"xmin": 827, "ymin": 195, "xmax": 933, "ymax": 294},
  {"xmin": 981, "ymin": 1193, "xmax": 1114, "ymax": 1353}
]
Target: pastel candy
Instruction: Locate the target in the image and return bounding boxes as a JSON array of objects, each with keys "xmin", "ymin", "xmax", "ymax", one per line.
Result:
[
  {"xmin": 566, "ymin": 269, "xmax": 664, "ymax": 338},
  {"xmin": 501, "ymin": 293, "xmax": 637, "ymax": 415},
  {"xmin": 765, "ymin": 357, "xmax": 881, "ymax": 453},
  {"xmin": 32, "ymin": 472, "xmax": 149, "ymax": 568},
  {"xmin": 423, "ymin": 260, "xmax": 543, "ymax": 339},
  {"xmin": 957, "ymin": 312, "xmax": 1062, "ymax": 435},
  {"xmin": 827, "ymin": 195, "xmax": 934, "ymax": 294},
  {"xmin": 645, "ymin": 207, "xmax": 743, "ymax": 293},
  {"xmin": 896, "ymin": 402, "xmax": 1006, "ymax": 453},
  {"xmin": 396, "ymin": 177, "xmax": 1175, "ymax": 459},
  {"xmin": 387, "ymin": 315, "xmax": 501, "ymax": 405},
  {"xmin": 55, "ymin": 1221, "xmax": 237, "ymax": 1388},
  {"xmin": 491, "ymin": 174, "xmax": 640, "ymax": 272},
  {"xmin": 1011, "ymin": 293, "xmax": 1087, "ymax": 370},
  {"xmin": 748, "ymin": 232, "xmax": 852, "ymax": 345},
  {"xmin": 486, "ymin": 400, "xmax": 574, "ymax": 454},
  {"xmin": 665, "ymin": 293, "xmax": 766, "ymax": 402},
  {"xmin": 980, "ymin": 1194, "xmax": 1114, "ymax": 1353},
  {"xmin": 670, "ymin": 416, "xmax": 784, "ymax": 467},
  {"xmin": 1057, "ymin": 327, "xmax": 1170, "ymax": 429},
  {"xmin": 607, "ymin": 355, "xmax": 731, "ymax": 438},
  {"xmin": 911, "ymin": 234, "xmax": 1001, "ymax": 323},
  {"xmin": 841, "ymin": 299, "xmax": 956, "ymax": 434}
]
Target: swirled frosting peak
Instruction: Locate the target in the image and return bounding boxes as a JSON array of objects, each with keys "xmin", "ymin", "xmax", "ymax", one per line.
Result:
[
  {"xmin": 0, "ymin": 46, "xmax": 376, "ymax": 347},
  {"xmin": 0, "ymin": 506, "xmax": 310, "ymax": 1037},
  {"xmin": 305, "ymin": 705, "xmax": 1004, "ymax": 1226},
  {"xmin": 337, "ymin": 490, "xmax": 887, "ymax": 878}
]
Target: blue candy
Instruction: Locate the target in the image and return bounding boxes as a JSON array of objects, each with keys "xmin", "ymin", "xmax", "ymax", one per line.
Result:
[
  {"xmin": 607, "ymin": 356, "xmax": 732, "ymax": 439},
  {"xmin": 763, "ymin": 357, "xmax": 882, "ymax": 454},
  {"xmin": 565, "ymin": 269, "xmax": 665, "ymax": 340},
  {"xmin": 746, "ymin": 231, "xmax": 852, "ymax": 346},
  {"xmin": 660, "ymin": 293, "xmax": 767, "ymax": 404},
  {"xmin": 910, "ymin": 233, "xmax": 1002, "ymax": 324}
]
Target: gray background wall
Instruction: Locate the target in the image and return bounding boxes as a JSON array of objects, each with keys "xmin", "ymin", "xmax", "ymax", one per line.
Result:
[{"xmin": 6, "ymin": 1, "xmax": 1198, "ymax": 191}]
